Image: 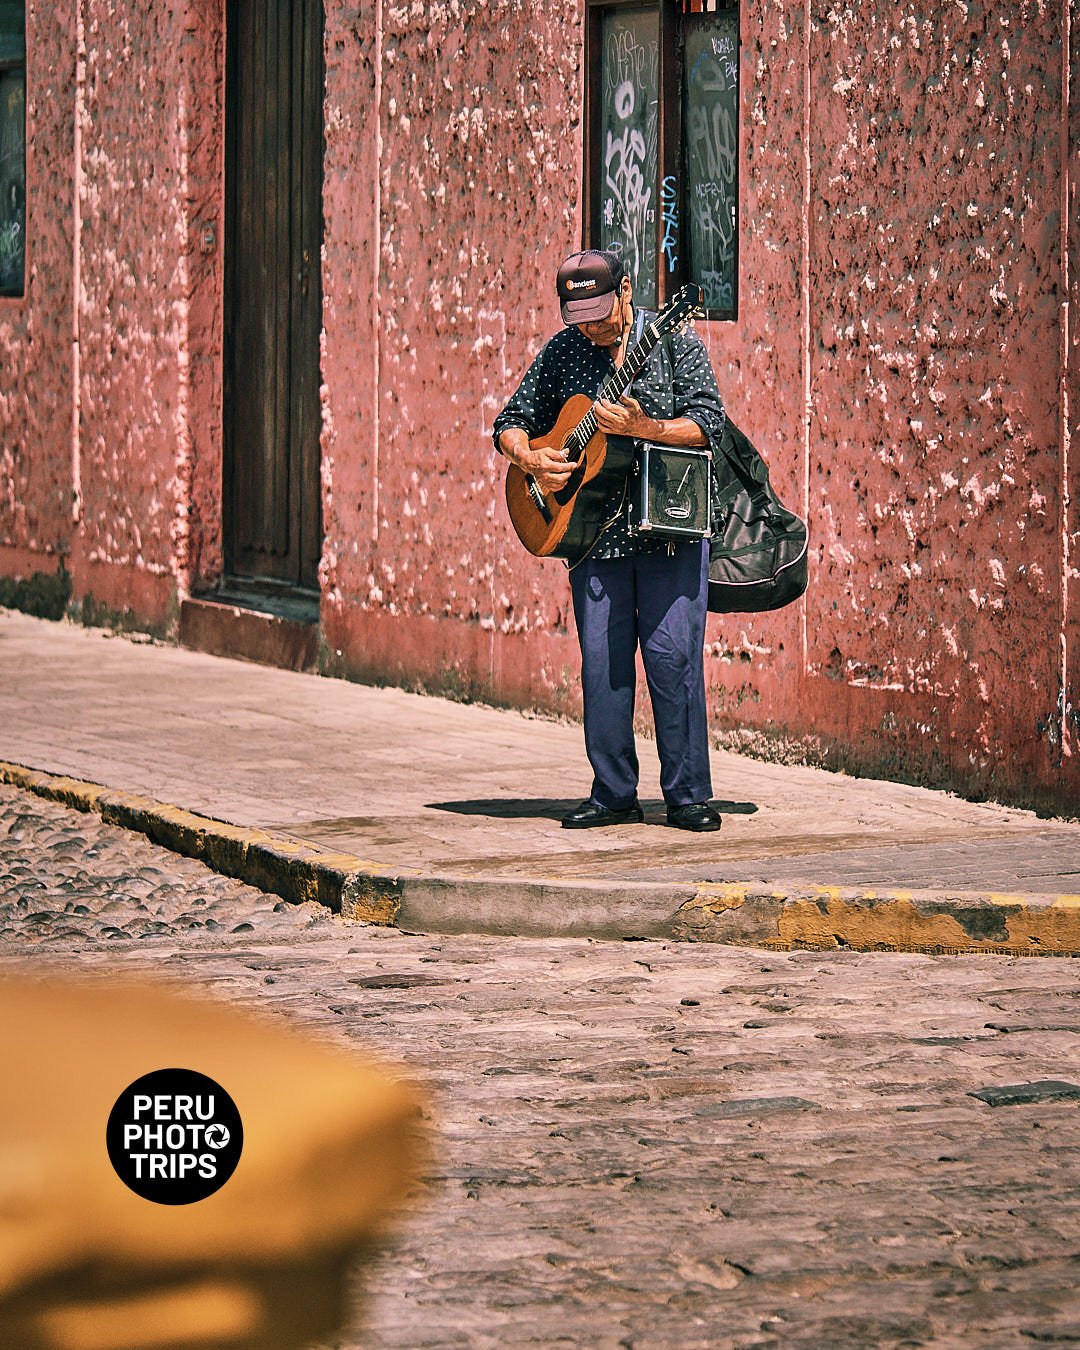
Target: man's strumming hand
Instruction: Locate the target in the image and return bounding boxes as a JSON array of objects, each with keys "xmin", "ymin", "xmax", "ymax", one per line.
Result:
[{"xmin": 499, "ymin": 429, "xmax": 578, "ymax": 496}]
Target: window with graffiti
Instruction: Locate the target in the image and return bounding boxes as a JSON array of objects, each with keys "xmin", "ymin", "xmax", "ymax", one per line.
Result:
[
  {"xmin": 0, "ymin": 1, "xmax": 25, "ymax": 298},
  {"xmin": 586, "ymin": 0, "xmax": 738, "ymax": 320},
  {"xmin": 596, "ymin": 7, "xmax": 661, "ymax": 309}
]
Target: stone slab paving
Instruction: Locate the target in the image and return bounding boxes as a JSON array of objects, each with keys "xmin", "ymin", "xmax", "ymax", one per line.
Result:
[
  {"xmin": 2, "ymin": 610, "xmax": 1077, "ymax": 896},
  {"xmin": 3, "ymin": 785, "xmax": 1080, "ymax": 1347}
]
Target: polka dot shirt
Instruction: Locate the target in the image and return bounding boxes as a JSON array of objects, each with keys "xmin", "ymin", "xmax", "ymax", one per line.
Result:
[{"xmin": 493, "ymin": 310, "xmax": 727, "ymax": 560}]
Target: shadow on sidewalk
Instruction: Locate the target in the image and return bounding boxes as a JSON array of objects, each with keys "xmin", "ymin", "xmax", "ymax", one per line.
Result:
[
  {"xmin": 427, "ymin": 798, "xmax": 578, "ymax": 821},
  {"xmin": 427, "ymin": 798, "xmax": 759, "ymax": 820}
]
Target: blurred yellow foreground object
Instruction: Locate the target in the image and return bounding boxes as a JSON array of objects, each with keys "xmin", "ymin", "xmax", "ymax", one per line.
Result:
[{"xmin": 0, "ymin": 973, "xmax": 425, "ymax": 1349}]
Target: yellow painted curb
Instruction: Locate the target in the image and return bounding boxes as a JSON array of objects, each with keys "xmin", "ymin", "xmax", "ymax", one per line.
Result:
[
  {"xmin": 673, "ymin": 882, "xmax": 1080, "ymax": 956},
  {"xmin": 0, "ymin": 760, "xmax": 405, "ymax": 917}
]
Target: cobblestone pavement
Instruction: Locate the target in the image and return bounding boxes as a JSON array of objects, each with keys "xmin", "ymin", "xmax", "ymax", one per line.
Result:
[{"xmin": 3, "ymin": 784, "xmax": 1080, "ymax": 1349}]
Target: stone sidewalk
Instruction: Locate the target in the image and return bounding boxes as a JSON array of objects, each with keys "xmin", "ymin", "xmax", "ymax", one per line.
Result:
[{"xmin": 2, "ymin": 609, "xmax": 1079, "ymax": 953}]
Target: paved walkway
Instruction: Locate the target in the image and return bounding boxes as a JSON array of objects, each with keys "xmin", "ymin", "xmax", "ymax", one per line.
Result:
[{"xmin": 2, "ymin": 610, "xmax": 1078, "ymax": 952}]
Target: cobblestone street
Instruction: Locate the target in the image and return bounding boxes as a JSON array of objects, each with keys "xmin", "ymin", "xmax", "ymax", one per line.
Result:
[{"xmin": 3, "ymin": 783, "xmax": 1080, "ymax": 1348}]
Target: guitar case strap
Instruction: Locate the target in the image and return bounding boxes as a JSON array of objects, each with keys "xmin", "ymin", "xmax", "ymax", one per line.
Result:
[{"xmin": 630, "ymin": 307, "xmax": 647, "ymax": 360}]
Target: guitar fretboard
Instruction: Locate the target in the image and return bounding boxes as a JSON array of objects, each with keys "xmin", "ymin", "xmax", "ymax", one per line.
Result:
[{"xmin": 563, "ymin": 322, "xmax": 660, "ymax": 459}]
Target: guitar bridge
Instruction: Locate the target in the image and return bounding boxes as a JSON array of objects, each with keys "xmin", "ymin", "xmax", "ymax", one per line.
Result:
[{"xmin": 527, "ymin": 477, "xmax": 553, "ymax": 523}]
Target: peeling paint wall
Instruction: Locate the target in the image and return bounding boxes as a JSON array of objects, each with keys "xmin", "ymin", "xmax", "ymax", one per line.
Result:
[
  {"xmin": 690, "ymin": 0, "xmax": 1079, "ymax": 812},
  {"xmin": 320, "ymin": 0, "xmax": 587, "ymax": 711},
  {"xmin": 71, "ymin": 0, "xmax": 224, "ymax": 620},
  {"xmin": 0, "ymin": 5, "xmax": 75, "ymax": 582},
  {"xmin": 1067, "ymin": 0, "xmax": 1080, "ymax": 800},
  {"xmin": 320, "ymin": 0, "xmax": 1076, "ymax": 811},
  {"xmin": 1, "ymin": 0, "xmax": 223, "ymax": 626},
  {"xmin": 798, "ymin": 1, "xmax": 1070, "ymax": 802},
  {"xmin": 2, "ymin": 0, "xmax": 1075, "ymax": 812}
]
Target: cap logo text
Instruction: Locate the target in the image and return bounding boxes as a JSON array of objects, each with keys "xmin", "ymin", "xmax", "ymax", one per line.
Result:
[{"xmin": 566, "ymin": 278, "xmax": 597, "ymax": 291}]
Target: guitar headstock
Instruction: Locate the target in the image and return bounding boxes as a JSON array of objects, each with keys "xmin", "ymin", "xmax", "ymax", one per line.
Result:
[{"xmin": 655, "ymin": 283, "xmax": 703, "ymax": 338}]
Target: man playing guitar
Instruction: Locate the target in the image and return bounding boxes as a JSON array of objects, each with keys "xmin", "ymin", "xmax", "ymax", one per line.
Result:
[{"xmin": 494, "ymin": 246, "xmax": 727, "ymax": 832}]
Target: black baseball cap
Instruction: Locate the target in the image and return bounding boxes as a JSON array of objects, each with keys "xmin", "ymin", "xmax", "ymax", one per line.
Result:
[{"xmin": 556, "ymin": 246, "xmax": 626, "ymax": 324}]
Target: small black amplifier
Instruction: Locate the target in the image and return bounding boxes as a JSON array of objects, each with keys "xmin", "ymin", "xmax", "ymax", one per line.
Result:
[{"xmin": 627, "ymin": 444, "xmax": 712, "ymax": 540}]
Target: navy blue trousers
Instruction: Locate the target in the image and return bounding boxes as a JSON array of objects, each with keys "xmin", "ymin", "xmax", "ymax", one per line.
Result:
[{"xmin": 569, "ymin": 540, "xmax": 712, "ymax": 810}]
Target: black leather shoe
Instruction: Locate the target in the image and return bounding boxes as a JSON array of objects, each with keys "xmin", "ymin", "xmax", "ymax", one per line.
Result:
[
  {"xmin": 667, "ymin": 802, "xmax": 722, "ymax": 832},
  {"xmin": 562, "ymin": 798, "xmax": 644, "ymax": 829}
]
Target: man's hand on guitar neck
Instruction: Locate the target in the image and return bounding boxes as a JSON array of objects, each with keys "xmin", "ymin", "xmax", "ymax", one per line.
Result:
[
  {"xmin": 498, "ymin": 427, "xmax": 578, "ymax": 496},
  {"xmin": 596, "ymin": 395, "xmax": 708, "ymax": 448},
  {"xmin": 595, "ymin": 393, "xmax": 656, "ymax": 440}
]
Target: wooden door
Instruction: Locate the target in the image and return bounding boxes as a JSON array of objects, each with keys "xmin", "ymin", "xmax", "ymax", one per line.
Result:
[{"xmin": 223, "ymin": 0, "xmax": 323, "ymax": 592}]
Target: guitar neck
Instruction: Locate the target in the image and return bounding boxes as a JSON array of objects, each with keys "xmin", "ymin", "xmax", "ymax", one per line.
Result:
[
  {"xmin": 566, "ymin": 325, "xmax": 659, "ymax": 457},
  {"xmin": 600, "ymin": 340, "xmax": 651, "ymax": 401}
]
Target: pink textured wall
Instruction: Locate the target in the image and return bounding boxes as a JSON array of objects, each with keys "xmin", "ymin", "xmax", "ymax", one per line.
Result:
[
  {"xmin": 320, "ymin": 0, "xmax": 587, "ymax": 712},
  {"xmin": 1, "ymin": 0, "xmax": 223, "ymax": 625},
  {"xmin": 319, "ymin": 0, "xmax": 1076, "ymax": 812},
  {"xmin": 1068, "ymin": 2, "xmax": 1080, "ymax": 802},
  {"xmin": 70, "ymin": 0, "xmax": 223, "ymax": 620},
  {"xmin": 2, "ymin": 0, "xmax": 1074, "ymax": 812},
  {"xmin": 797, "ymin": 1, "xmax": 1069, "ymax": 801},
  {"xmin": 0, "ymin": 4, "xmax": 75, "ymax": 580},
  {"xmin": 741, "ymin": 1, "xmax": 1075, "ymax": 808}
]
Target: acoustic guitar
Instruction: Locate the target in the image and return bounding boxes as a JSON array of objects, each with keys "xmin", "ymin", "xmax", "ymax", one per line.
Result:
[{"xmin": 504, "ymin": 284, "xmax": 702, "ymax": 565}]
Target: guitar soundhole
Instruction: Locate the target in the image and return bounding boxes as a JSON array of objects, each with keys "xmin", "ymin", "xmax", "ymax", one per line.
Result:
[{"xmin": 553, "ymin": 457, "xmax": 586, "ymax": 508}]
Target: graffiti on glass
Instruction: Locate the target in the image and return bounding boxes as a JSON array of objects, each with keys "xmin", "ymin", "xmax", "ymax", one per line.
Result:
[
  {"xmin": 685, "ymin": 17, "xmax": 738, "ymax": 313},
  {"xmin": 0, "ymin": 74, "xmax": 25, "ymax": 293},
  {"xmin": 660, "ymin": 175, "xmax": 679, "ymax": 275},
  {"xmin": 600, "ymin": 15, "xmax": 658, "ymax": 305}
]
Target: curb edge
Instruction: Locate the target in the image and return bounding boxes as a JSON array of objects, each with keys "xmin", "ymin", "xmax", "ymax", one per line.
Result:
[{"xmin": 3, "ymin": 761, "xmax": 1078, "ymax": 956}]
